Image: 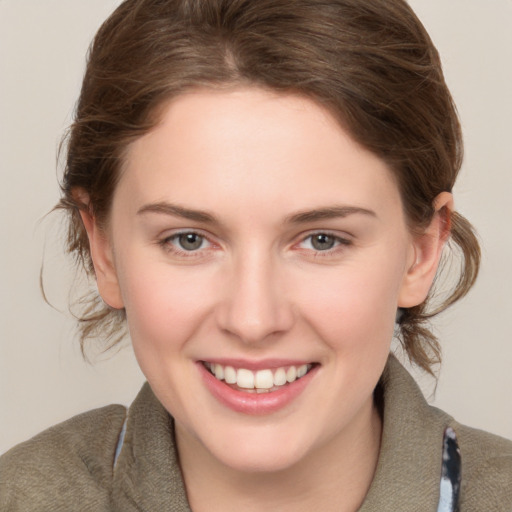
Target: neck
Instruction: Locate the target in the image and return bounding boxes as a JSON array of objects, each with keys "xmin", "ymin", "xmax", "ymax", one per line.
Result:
[{"xmin": 176, "ymin": 399, "xmax": 382, "ymax": 512}]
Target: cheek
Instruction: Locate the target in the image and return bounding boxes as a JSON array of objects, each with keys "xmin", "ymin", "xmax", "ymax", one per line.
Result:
[
  {"xmin": 296, "ymin": 256, "xmax": 405, "ymax": 350},
  {"xmin": 118, "ymin": 261, "xmax": 215, "ymax": 354}
]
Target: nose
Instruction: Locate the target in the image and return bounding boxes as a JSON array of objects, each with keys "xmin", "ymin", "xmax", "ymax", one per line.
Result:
[{"xmin": 216, "ymin": 251, "xmax": 294, "ymax": 344}]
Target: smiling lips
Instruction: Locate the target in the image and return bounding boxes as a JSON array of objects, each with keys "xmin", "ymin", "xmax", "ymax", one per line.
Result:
[
  {"xmin": 199, "ymin": 360, "xmax": 319, "ymax": 414},
  {"xmin": 203, "ymin": 361, "xmax": 314, "ymax": 393}
]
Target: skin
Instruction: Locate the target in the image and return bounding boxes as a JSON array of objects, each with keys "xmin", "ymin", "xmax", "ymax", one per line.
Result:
[{"xmin": 81, "ymin": 87, "xmax": 451, "ymax": 511}]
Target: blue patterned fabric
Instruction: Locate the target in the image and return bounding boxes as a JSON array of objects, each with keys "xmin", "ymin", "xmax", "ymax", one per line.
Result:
[
  {"xmin": 113, "ymin": 416, "xmax": 128, "ymax": 469},
  {"xmin": 437, "ymin": 427, "xmax": 461, "ymax": 512}
]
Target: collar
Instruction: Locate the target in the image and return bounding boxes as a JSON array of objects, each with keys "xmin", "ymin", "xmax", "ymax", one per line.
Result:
[
  {"xmin": 112, "ymin": 383, "xmax": 191, "ymax": 511},
  {"xmin": 359, "ymin": 355, "xmax": 450, "ymax": 511}
]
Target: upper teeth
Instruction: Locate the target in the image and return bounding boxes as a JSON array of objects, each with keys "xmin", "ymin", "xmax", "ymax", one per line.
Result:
[{"xmin": 205, "ymin": 362, "xmax": 312, "ymax": 392}]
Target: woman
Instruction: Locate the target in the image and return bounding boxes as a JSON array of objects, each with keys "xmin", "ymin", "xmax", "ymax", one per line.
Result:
[{"xmin": 1, "ymin": 0, "xmax": 511, "ymax": 510}]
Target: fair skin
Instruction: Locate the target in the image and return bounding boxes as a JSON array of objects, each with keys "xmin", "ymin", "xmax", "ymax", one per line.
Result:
[{"xmin": 80, "ymin": 87, "xmax": 451, "ymax": 511}]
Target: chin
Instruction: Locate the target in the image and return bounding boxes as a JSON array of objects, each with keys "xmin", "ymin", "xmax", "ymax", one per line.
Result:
[
  {"xmin": 215, "ymin": 444, "xmax": 307, "ymax": 474},
  {"xmin": 198, "ymin": 423, "xmax": 315, "ymax": 474}
]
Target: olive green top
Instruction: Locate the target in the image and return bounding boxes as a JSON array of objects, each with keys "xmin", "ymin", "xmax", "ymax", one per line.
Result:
[{"xmin": 1, "ymin": 355, "xmax": 511, "ymax": 511}]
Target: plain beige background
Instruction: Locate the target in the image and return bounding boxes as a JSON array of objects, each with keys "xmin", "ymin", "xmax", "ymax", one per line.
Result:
[{"xmin": 1, "ymin": 0, "xmax": 511, "ymax": 455}]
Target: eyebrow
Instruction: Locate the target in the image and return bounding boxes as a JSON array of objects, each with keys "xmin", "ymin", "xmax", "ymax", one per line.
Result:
[
  {"xmin": 285, "ymin": 206, "xmax": 376, "ymax": 224},
  {"xmin": 137, "ymin": 202, "xmax": 376, "ymax": 224},
  {"xmin": 137, "ymin": 202, "xmax": 216, "ymax": 223}
]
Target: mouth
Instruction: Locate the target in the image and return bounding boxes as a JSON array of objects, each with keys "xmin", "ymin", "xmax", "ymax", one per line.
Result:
[{"xmin": 201, "ymin": 361, "xmax": 317, "ymax": 394}]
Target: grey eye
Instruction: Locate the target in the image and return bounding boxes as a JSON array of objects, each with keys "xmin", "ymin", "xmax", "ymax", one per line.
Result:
[
  {"xmin": 177, "ymin": 233, "xmax": 204, "ymax": 251},
  {"xmin": 310, "ymin": 234, "xmax": 336, "ymax": 251}
]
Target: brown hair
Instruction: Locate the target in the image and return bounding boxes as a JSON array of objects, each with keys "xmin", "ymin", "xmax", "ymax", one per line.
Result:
[{"xmin": 58, "ymin": 0, "xmax": 480, "ymax": 374}]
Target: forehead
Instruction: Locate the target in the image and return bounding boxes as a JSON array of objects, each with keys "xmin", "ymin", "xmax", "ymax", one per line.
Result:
[{"xmin": 118, "ymin": 87, "xmax": 403, "ymax": 222}]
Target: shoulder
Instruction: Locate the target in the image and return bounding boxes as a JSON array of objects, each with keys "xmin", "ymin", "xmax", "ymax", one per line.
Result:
[
  {"xmin": 0, "ymin": 404, "xmax": 127, "ymax": 512},
  {"xmin": 453, "ymin": 421, "xmax": 512, "ymax": 510}
]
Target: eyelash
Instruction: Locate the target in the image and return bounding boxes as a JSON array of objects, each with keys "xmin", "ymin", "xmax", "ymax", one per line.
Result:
[{"xmin": 158, "ymin": 230, "xmax": 352, "ymax": 258}]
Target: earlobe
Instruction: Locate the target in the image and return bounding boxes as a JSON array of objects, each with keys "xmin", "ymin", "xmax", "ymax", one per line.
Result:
[
  {"xmin": 398, "ymin": 192, "xmax": 453, "ymax": 308},
  {"xmin": 74, "ymin": 189, "xmax": 124, "ymax": 310}
]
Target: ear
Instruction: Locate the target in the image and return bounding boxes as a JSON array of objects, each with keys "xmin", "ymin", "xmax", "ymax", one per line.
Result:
[
  {"xmin": 73, "ymin": 189, "xmax": 124, "ymax": 309},
  {"xmin": 398, "ymin": 192, "xmax": 453, "ymax": 308}
]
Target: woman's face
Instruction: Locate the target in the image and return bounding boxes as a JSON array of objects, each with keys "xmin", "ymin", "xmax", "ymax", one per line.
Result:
[{"xmin": 97, "ymin": 87, "xmax": 428, "ymax": 472}]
